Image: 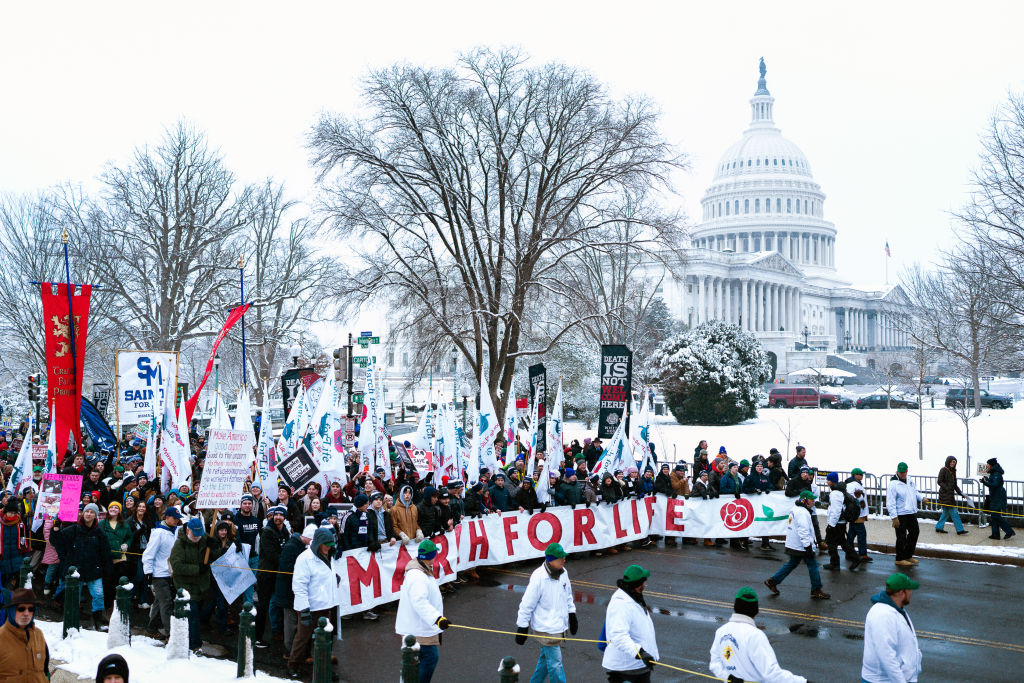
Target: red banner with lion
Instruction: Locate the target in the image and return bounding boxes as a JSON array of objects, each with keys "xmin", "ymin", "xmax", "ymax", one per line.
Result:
[{"xmin": 41, "ymin": 283, "xmax": 91, "ymax": 462}]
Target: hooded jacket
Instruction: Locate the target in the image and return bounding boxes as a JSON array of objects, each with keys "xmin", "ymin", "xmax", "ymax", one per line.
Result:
[
  {"xmin": 0, "ymin": 604, "xmax": 49, "ymax": 683},
  {"xmin": 53, "ymin": 518, "xmax": 112, "ymax": 583},
  {"xmin": 710, "ymin": 613, "xmax": 805, "ymax": 683},
  {"xmin": 981, "ymin": 462, "xmax": 1008, "ymax": 511},
  {"xmin": 168, "ymin": 528, "xmax": 213, "ymax": 598},
  {"xmin": 291, "ymin": 528, "xmax": 338, "ymax": 612},
  {"xmin": 516, "ymin": 562, "xmax": 575, "ymax": 635},
  {"xmin": 861, "ymin": 591, "xmax": 922, "ymax": 682},
  {"xmin": 936, "ymin": 456, "xmax": 962, "ymax": 506},
  {"xmin": 394, "ymin": 559, "xmax": 444, "ymax": 639},
  {"xmin": 391, "ymin": 485, "xmax": 421, "ymax": 541},
  {"xmin": 669, "ymin": 471, "xmax": 691, "ymax": 497},
  {"xmin": 417, "ymin": 487, "xmax": 441, "ymax": 536}
]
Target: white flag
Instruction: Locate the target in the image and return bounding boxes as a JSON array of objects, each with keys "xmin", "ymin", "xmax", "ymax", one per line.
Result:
[
  {"xmin": 42, "ymin": 404, "xmax": 58, "ymax": 476},
  {"xmin": 358, "ymin": 358, "xmax": 386, "ymax": 475},
  {"xmin": 6, "ymin": 413, "xmax": 34, "ymax": 494},
  {"xmin": 235, "ymin": 386, "xmax": 253, "ymax": 438},
  {"xmin": 255, "ymin": 382, "xmax": 278, "ymax": 500},
  {"xmin": 526, "ymin": 393, "xmax": 539, "ymax": 479},
  {"xmin": 629, "ymin": 394, "xmax": 653, "ymax": 473},
  {"xmin": 142, "ymin": 399, "xmax": 160, "ymax": 480},
  {"xmin": 280, "ymin": 383, "xmax": 306, "ymax": 458},
  {"xmin": 597, "ymin": 404, "xmax": 629, "ymax": 476},
  {"xmin": 212, "ymin": 391, "xmax": 233, "ymax": 431},
  {"xmin": 410, "ymin": 400, "xmax": 433, "ymax": 452},
  {"xmin": 545, "ymin": 379, "xmax": 564, "ymax": 466},
  {"xmin": 159, "ymin": 388, "xmax": 192, "ymax": 491}
]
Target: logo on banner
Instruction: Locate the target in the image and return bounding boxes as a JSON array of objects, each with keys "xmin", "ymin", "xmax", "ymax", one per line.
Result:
[
  {"xmin": 50, "ymin": 315, "xmax": 81, "ymax": 357},
  {"xmin": 720, "ymin": 498, "xmax": 754, "ymax": 531}
]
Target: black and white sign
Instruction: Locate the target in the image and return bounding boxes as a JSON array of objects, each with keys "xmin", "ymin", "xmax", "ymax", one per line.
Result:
[
  {"xmin": 598, "ymin": 345, "xmax": 632, "ymax": 439},
  {"xmin": 529, "ymin": 363, "xmax": 547, "ymax": 452},
  {"xmin": 276, "ymin": 444, "xmax": 320, "ymax": 491}
]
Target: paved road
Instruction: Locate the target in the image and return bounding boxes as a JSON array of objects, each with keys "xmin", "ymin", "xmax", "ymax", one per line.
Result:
[{"xmin": 326, "ymin": 542, "xmax": 1022, "ymax": 682}]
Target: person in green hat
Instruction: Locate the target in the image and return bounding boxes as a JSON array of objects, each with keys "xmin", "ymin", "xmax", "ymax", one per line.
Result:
[
  {"xmin": 288, "ymin": 526, "xmax": 340, "ymax": 679},
  {"xmin": 843, "ymin": 468, "xmax": 871, "ymax": 563},
  {"xmin": 514, "ymin": 543, "xmax": 577, "ymax": 682},
  {"xmin": 710, "ymin": 587, "xmax": 809, "ymax": 683},
  {"xmin": 861, "ymin": 573, "xmax": 922, "ymax": 682},
  {"xmin": 886, "ymin": 462, "xmax": 922, "ymax": 567},
  {"xmin": 602, "ymin": 564, "xmax": 659, "ymax": 681},
  {"xmin": 764, "ymin": 491, "xmax": 830, "ymax": 600},
  {"xmin": 395, "ymin": 539, "xmax": 451, "ymax": 683}
]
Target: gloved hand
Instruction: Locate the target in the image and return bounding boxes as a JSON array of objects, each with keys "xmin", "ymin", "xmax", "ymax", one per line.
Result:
[
  {"xmin": 515, "ymin": 626, "xmax": 528, "ymax": 645},
  {"xmin": 735, "ymin": 492, "xmax": 741, "ymax": 500},
  {"xmin": 539, "ymin": 504, "xmax": 547, "ymax": 514},
  {"xmin": 636, "ymin": 648, "xmax": 655, "ymax": 667},
  {"xmin": 585, "ymin": 500, "xmax": 591, "ymax": 508},
  {"xmin": 568, "ymin": 613, "xmax": 578, "ymax": 635},
  {"xmin": 435, "ymin": 616, "xmax": 451, "ymax": 630},
  {"xmin": 728, "ymin": 675, "xmax": 745, "ymax": 683},
  {"xmin": 234, "ymin": 539, "xmax": 243, "ymax": 553},
  {"xmin": 300, "ymin": 608, "xmax": 312, "ymax": 626},
  {"xmin": 892, "ymin": 518, "xmax": 900, "ymax": 528},
  {"xmin": 145, "ymin": 574, "xmax": 152, "ymax": 582}
]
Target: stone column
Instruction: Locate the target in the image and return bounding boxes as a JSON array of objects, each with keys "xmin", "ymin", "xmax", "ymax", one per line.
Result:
[
  {"xmin": 753, "ymin": 282, "xmax": 761, "ymax": 331},
  {"xmin": 724, "ymin": 280, "xmax": 732, "ymax": 324},
  {"xmin": 696, "ymin": 277, "xmax": 704, "ymax": 323}
]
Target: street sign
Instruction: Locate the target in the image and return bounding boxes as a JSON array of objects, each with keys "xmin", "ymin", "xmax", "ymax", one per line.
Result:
[
  {"xmin": 352, "ymin": 356, "xmax": 377, "ymax": 367},
  {"xmin": 356, "ymin": 336, "xmax": 380, "ymax": 347},
  {"xmin": 352, "ymin": 392, "xmax": 365, "ymax": 405},
  {"xmin": 359, "ymin": 331, "xmax": 373, "ymax": 337}
]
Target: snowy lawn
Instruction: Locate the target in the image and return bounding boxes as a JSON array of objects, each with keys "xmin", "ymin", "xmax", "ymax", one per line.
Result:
[
  {"xmin": 566, "ymin": 403, "xmax": 1023, "ymax": 477},
  {"xmin": 36, "ymin": 619, "xmax": 289, "ymax": 682}
]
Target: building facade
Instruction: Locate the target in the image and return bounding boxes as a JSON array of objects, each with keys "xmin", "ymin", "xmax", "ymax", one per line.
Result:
[{"xmin": 661, "ymin": 59, "xmax": 909, "ymax": 376}]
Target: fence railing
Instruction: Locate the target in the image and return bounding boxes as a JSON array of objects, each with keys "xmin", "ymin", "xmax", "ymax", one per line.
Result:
[{"xmin": 820, "ymin": 470, "xmax": 1023, "ymax": 527}]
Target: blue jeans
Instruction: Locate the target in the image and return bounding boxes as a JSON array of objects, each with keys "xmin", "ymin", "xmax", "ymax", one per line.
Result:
[
  {"xmin": 530, "ymin": 644, "xmax": 566, "ymax": 683},
  {"xmin": 82, "ymin": 578, "xmax": 104, "ymax": 612},
  {"xmin": 419, "ymin": 644, "xmax": 439, "ymax": 683},
  {"xmin": 771, "ymin": 553, "xmax": 822, "ymax": 591},
  {"xmin": 187, "ymin": 599, "xmax": 203, "ymax": 650},
  {"xmin": 936, "ymin": 505, "xmax": 964, "ymax": 532},
  {"xmin": 245, "ymin": 554, "xmax": 258, "ymax": 605},
  {"xmin": 847, "ymin": 522, "xmax": 867, "ymax": 556}
]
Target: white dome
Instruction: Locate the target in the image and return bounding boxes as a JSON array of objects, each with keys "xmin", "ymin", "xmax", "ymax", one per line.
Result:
[{"xmin": 713, "ymin": 129, "xmax": 813, "ymax": 181}]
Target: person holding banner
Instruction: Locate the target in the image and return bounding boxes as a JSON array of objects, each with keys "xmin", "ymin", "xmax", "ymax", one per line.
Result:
[
  {"xmin": 395, "ymin": 539, "xmax": 451, "ymax": 683},
  {"xmin": 515, "ymin": 543, "xmax": 577, "ymax": 683},
  {"xmin": 602, "ymin": 564, "xmax": 659, "ymax": 683}
]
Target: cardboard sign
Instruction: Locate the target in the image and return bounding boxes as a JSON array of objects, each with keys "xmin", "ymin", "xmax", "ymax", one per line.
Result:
[
  {"xmin": 35, "ymin": 474, "xmax": 83, "ymax": 523},
  {"xmin": 277, "ymin": 445, "xmax": 320, "ymax": 491},
  {"xmin": 408, "ymin": 448, "xmax": 434, "ymax": 477},
  {"xmin": 31, "ymin": 444, "xmax": 46, "ymax": 462},
  {"xmin": 195, "ymin": 428, "xmax": 255, "ymax": 509}
]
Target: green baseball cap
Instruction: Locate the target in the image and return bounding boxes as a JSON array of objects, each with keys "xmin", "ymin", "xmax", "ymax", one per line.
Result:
[
  {"xmin": 739, "ymin": 459, "xmax": 749, "ymax": 468},
  {"xmin": 886, "ymin": 572, "xmax": 919, "ymax": 592},
  {"xmin": 545, "ymin": 543, "xmax": 567, "ymax": 560},
  {"xmin": 622, "ymin": 564, "xmax": 650, "ymax": 583},
  {"xmin": 735, "ymin": 586, "xmax": 758, "ymax": 603},
  {"xmin": 799, "ymin": 490, "xmax": 817, "ymax": 501},
  {"xmin": 897, "ymin": 462, "xmax": 909, "ymax": 473},
  {"xmin": 851, "ymin": 468, "xmax": 864, "ymax": 476}
]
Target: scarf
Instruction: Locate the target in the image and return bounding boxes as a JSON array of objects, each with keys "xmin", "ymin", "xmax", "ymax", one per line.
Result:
[{"xmin": 616, "ymin": 578, "xmax": 650, "ymax": 614}]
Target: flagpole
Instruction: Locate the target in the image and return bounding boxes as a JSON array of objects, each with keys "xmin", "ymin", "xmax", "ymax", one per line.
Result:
[
  {"xmin": 239, "ymin": 255, "xmax": 247, "ymax": 387},
  {"xmin": 61, "ymin": 229, "xmax": 79, "ymax": 449}
]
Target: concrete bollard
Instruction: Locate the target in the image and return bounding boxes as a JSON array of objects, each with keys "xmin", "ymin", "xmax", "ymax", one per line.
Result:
[
  {"xmin": 236, "ymin": 601, "xmax": 256, "ymax": 678},
  {"xmin": 62, "ymin": 566, "xmax": 80, "ymax": 638},
  {"xmin": 401, "ymin": 634, "xmax": 420, "ymax": 682}
]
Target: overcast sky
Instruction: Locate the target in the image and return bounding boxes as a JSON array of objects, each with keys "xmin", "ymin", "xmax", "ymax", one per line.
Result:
[{"xmin": 4, "ymin": 1, "xmax": 1023, "ymax": 316}]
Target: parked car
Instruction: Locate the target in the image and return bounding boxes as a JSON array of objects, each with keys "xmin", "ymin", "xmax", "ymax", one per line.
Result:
[
  {"xmin": 757, "ymin": 391, "xmax": 770, "ymax": 408},
  {"xmin": 944, "ymin": 388, "xmax": 1013, "ymax": 409},
  {"xmin": 768, "ymin": 386, "xmax": 840, "ymax": 408},
  {"xmin": 833, "ymin": 396, "xmax": 855, "ymax": 409},
  {"xmin": 856, "ymin": 394, "xmax": 920, "ymax": 409}
]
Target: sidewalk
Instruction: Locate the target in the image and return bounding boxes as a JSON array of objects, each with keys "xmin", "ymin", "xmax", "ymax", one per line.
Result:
[{"xmin": 858, "ymin": 515, "xmax": 1024, "ymax": 567}]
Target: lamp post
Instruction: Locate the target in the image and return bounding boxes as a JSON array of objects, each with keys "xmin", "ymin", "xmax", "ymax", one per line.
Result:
[
  {"xmin": 451, "ymin": 347, "xmax": 458, "ymax": 408},
  {"xmin": 802, "ymin": 325, "xmax": 810, "ymax": 349},
  {"xmin": 460, "ymin": 383, "xmax": 471, "ymax": 432},
  {"xmin": 214, "ymin": 354, "xmax": 221, "ymax": 393},
  {"xmin": 843, "ymin": 331, "xmax": 852, "ymax": 353},
  {"xmin": 291, "ymin": 346, "xmax": 300, "ymax": 368}
]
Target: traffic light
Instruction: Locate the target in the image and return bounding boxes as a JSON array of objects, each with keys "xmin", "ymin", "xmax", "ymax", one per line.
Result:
[
  {"xmin": 333, "ymin": 347, "xmax": 347, "ymax": 382},
  {"xmin": 27, "ymin": 375, "xmax": 38, "ymax": 402}
]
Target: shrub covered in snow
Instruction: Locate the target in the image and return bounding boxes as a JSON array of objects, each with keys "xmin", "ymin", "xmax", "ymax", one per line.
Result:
[{"xmin": 654, "ymin": 320, "xmax": 771, "ymax": 425}]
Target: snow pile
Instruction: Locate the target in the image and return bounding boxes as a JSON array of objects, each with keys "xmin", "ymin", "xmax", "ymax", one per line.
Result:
[
  {"xmin": 167, "ymin": 612, "xmax": 190, "ymax": 660},
  {"xmin": 36, "ymin": 619, "xmax": 289, "ymax": 681},
  {"xmin": 915, "ymin": 543, "xmax": 1024, "ymax": 559}
]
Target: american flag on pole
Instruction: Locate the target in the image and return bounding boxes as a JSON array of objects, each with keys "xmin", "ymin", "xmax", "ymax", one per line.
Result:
[{"xmin": 885, "ymin": 241, "xmax": 891, "ymax": 257}]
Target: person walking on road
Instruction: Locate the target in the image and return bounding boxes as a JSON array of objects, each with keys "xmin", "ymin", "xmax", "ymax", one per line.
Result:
[
  {"xmin": 395, "ymin": 539, "xmax": 451, "ymax": 683},
  {"xmin": 515, "ymin": 543, "xmax": 578, "ymax": 683},
  {"xmin": 887, "ymin": 463, "xmax": 923, "ymax": 567},
  {"xmin": 844, "ymin": 468, "xmax": 871, "ymax": 563},
  {"xmin": 935, "ymin": 456, "xmax": 969, "ymax": 535},
  {"xmin": 861, "ymin": 573, "xmax": 922, "ymax": 683},
  {"xmin": 981, "ymin": 458, "xmax": 1016, "ymax": 540},
  {"xmin": 822, "ymin": 472, "xmax": 860, "ymax": 571},
  {"xmin": 710, "ymin": 587, "xmax": 808, "ymax": 683},
  {"xmin": 764, "ymin": 491, "xmax": 830, "ymax": 600},
  {"xmin": 288, "ymin": 527, "xmax": 340, "ymax": 680},
  {"xmin": 602, "ymin": 564, "xmax": 659, "ymax": 683}
]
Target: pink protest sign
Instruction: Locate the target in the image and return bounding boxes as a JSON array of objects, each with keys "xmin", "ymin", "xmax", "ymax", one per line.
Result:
[{"xmin": 36, "ymin": 474, "xmax": 84, "ymax": 523}]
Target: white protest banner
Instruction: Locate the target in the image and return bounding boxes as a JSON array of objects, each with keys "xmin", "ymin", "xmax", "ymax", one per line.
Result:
[
  {"xmin": 336, "ymin": 529, "xmax": 459, "ymax": 616},
  {"xmin": 211, "ymin": 545, "xmax": 256, "ymax": 604},
  {"xmin": 196, "ymin": 428, "xmax": 255, "ymax": 509},
  {"xmin": 648, "ymin": 491, "xmax": 793, "ymax": 538},
  {"xmin": 115, "ymin": 350, "xmax": 178, "ymax": 425}
]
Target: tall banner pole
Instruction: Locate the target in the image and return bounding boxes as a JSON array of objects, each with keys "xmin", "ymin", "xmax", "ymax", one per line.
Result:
[
  {"xmin": 239, "ymin": 255, "xmax": 247, "ymax": 388},
  {"xmin": 61, "ymin": 229, "xmax": 79, "ymax": 439},
  {"xmin": 114, "ymin": 353, "xmax": 121, "ymax": 462}
]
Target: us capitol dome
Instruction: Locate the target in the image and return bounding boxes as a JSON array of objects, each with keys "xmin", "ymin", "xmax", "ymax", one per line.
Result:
[{"xmin": 660, "ymin": 59, "xmax": 909, "ymax": 378}]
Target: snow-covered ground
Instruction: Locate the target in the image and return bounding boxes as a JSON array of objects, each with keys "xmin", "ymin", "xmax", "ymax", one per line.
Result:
[
  {"xmin": 565, "ymin": 403, "xmax": 1023, "ymax": 477},
  {"xmin": 36, "ymin": 619, "xmax": 288, "ymax": 682}
]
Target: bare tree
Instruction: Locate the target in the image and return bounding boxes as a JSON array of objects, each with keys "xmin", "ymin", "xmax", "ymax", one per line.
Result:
[
  {"xmin": 59, "ymin": 122, "xmax": 255, "ymax": 352},
  {"xmin": 899, "ymin": 335, "xmax": 940, "ymax": 461},
  {"xmin": 308, "ymin": 47, "xmax": 684, "ymax": 422}
]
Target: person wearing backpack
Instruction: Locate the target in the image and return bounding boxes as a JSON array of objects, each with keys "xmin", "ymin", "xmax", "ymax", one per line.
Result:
[{"xmin": 822, "ymin": 472, "xmax": 861, "ymax": 571}]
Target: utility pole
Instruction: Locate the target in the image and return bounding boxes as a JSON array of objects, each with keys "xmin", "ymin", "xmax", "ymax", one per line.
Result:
[{"xmin": 346, "ymin": 333, "xmax": 355, "ymax": 418}]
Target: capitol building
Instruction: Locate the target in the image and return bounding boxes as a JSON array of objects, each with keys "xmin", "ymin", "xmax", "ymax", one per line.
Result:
[{"xmin": 661, "ymin": 59, "xmax": 910, "ymax": 377}]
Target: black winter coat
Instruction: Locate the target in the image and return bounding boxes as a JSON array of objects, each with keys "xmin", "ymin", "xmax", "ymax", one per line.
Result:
[
  {"xmin": 785, "ymin": 476, "xmax": 812, "ymax": 498},
  {"xmin": 53, "ymin": 521, "xmax": 112, "ymax": 583},
  {"xmin": 654, "ymin": 473, "xmax": 674, "ymax": 496},
  {"xmin": 367, "ymin": 509, "xmax": 396, "ymax": 552},
  {"xmin": 258, "ymin": 522, "xmax": 290, "ymax": 571},
  {"xmin": 742, "ymin": 471, "xmax": 772, "ymax": 495},
  {"xmin": 274, "ymin": 533, "xmax": 305, "ymax": 605},
  {"xmin": 417, "ymin": 501, "xmax": 441, "ymax": 537}
]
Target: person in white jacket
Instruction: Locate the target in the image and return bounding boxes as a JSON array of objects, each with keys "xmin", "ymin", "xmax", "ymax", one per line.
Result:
[
  {"xmin": 822, "ymin": 472, "xmax": 860, "ymax": 571},
  {"xmin": 710, "ymin": 587, "xmax": 808, "ymax": 683},
  {"xmin": 395, "ymin": 539, "xmax": 451, "ymax": 683},
  {"xmin": 515, "ymin": 543, "xmax": 578, "ymax": 683},
  {"xmin": 887, "ymin": 462, "xmax": 923, "ymax": 567},
  {"xmin": 142, "ymin": 506, "xmax": 181, "ymax": 639},
  {"xmin": 764, "ymin": 491, "xmax": 830, "ymax": 600},
  {"xmin": 862, "ymin": 573, "xmax": 922, "ymax": 682},
  {"xmin": 602, "ymin": 564, "xmax": 659, "ymax": 683},
  {"xmin": 287, "ymin": 527, "xmax": 339, "ymax": 680}
]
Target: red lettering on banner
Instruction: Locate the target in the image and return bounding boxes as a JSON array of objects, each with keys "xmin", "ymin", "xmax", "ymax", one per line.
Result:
[
  {"xmin": 391, "ymin": 543, "xmax": 413, "ymax": 594},
  {"xmin": 665, "ymin": 497, "xmax": 686, "ymax": 532},
  {"xmin": 347, "ymin": 553, "xmax": 382, "ymax": 605},
  {"xmin": 612, "ymin": 504, "xmax": 628, "ymax": 539},
  {"xmin": 433, "ymin": 534, "xmax": 454, "ymax": 577},
  {"xmin": 503, "ymin": 515, "xmax": 520, "ymax": 556},
  {"xmin": 644, "ymin": 495, "xmax": 657, "ymax": 523},
  {"xmin": 527, "ymin": 513, "xmax": 562, "ymax": 551},
  {"xmin": 468, "ymin": 519, "xmax": 489, "ymax": 561},
  {"xmin": 573, "ymin": 508, "xmax": 597, "ymax": 545},
  {"xmin": 630, "ymin": 499, "xmax": 641, "ymax": 534}
]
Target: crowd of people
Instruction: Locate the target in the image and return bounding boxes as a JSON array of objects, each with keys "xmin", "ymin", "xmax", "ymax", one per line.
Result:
[{"xmin": 0, "ymin": 423, "xmax": 1014, "ymax": 681}]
